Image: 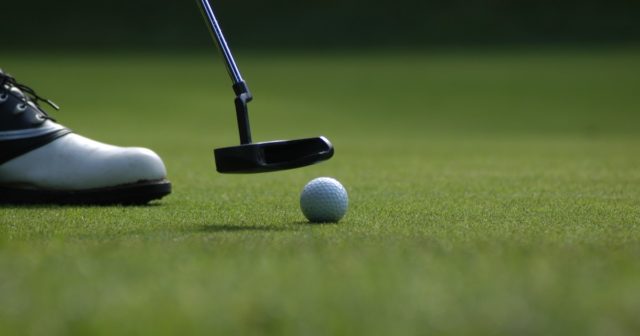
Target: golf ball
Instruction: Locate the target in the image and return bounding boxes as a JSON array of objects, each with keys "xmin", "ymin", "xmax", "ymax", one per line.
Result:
[{"xmin": 300, "ymin": 177, "xmax": 348, "ymax": 223}]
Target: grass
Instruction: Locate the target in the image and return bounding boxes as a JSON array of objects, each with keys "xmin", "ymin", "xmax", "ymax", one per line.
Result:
[{"xmin": 1, "ymin": 46, "xmax": 640, "ymax": 335}]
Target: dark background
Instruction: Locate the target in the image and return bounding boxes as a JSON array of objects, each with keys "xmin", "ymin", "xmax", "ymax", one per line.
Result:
[{"xmin": 3, "ymin": 0, "xmax": 640, "ymax": 50}]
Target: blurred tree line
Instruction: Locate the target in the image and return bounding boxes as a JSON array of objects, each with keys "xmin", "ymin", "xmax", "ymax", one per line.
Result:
[{"xmin": 3, "ymin": 0, "xmax": 639, "ymax": 49}]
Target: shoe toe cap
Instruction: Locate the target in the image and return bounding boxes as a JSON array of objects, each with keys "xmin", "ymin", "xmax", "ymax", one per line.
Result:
[{"xmin": 114, "ymin": 147, "xmax": 167, "ymax": 183}]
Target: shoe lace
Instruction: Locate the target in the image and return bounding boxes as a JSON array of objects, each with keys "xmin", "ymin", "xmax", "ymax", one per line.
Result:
[{"xmin": 0, "ymin": 70, "xmax": 60, "ymax": 116}]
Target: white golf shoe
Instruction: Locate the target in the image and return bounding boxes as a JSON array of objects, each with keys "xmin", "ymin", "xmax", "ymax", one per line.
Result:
[{"xmin": 0, "ymin": 69, "xmax": 171, "ymax": 204}]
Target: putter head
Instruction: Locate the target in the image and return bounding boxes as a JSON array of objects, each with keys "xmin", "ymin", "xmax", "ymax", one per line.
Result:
[{"xmin": 214, "ymin": 136, "xmax": 334, "ymax": 173}]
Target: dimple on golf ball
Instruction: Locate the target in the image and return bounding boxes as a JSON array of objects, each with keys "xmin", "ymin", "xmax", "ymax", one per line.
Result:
[{"xmin": 300, "ymin": 177, "xmax": 348, "ymax": 223}]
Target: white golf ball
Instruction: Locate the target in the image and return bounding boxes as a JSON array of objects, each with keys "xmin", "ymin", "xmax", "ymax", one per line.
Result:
[{"xmin": 300, "ymin": 177, "xmax": 348, "ymax": 223}]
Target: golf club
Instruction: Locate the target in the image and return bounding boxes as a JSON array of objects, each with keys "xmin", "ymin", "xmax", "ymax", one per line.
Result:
[{"xmin": 197, "ymin": 0, "xmax": 334, "ymax": 173}]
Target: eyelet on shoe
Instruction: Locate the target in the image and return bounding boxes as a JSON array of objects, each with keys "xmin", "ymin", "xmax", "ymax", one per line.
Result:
[
  {"xmin": 0, "ymin": 92, "xmax": 8, "ymax": 103},
  {"xmin": 13, "ymin": 102, "xmax": 27, "ymax": 115}
]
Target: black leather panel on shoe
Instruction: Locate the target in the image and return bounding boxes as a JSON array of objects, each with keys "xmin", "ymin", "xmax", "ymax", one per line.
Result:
[
  {"xmin": 0, "ymin": 128, "xmax": 71, "ymax": 164},
  {"xmin": 0, "ymin": 179, "xmax": 172, "ymax": 205},
  {"xmin": 0, "ymin": 83, "xmax": 50, "ymax": 132},
  {"xmin": 1, "ymin": 70, "xmax": 70, "ymax": 163}
]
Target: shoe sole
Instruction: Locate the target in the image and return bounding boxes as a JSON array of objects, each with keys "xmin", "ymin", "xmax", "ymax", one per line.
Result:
[{"xmin": 0, "ymin": 179, "xmax": 171, "ymax": 205}]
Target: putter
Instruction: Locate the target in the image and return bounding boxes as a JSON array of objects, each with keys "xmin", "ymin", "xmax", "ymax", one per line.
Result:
[{"xmin": 198, "ymin": 0, "xmax": 334, "ymax": 173}]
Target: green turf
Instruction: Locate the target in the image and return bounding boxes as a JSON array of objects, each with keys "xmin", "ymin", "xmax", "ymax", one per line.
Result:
[{"xmin": 1, "ymin": 47, "xmax": 640, "ymax": 335}]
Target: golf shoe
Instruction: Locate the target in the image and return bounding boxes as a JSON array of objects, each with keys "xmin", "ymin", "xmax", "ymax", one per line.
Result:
[{"xmin": 0, "ymin": 69, "xmax": 171, "ymax": 204}]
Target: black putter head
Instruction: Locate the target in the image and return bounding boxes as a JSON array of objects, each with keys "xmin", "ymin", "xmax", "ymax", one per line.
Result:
[
  {"xmin": 214, "ymin": 136, "xmax": 334, "ymax": 173},
  {"xmin": 198, "ymin": 0, "xmax": 334, "ymax": 174}
]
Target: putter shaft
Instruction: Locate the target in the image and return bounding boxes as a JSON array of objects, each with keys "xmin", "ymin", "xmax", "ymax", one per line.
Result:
[
  {"xmin": 198, "ymin": 0, "xmax": 253, "ymax": 144},
  {"xmin": 199, "ymin": 0, "xmax": 244, "ymax": 85}
]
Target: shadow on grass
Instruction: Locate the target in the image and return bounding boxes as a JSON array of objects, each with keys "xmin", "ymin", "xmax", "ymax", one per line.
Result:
[
  {"xmin": 292, "ymin": 221, "xmax": 339, "ymax": 226},
  {"xmin": 0, "ymin": 203, "xmax": 163, "ymax": 209},
  {"xmin": 199, "ymin": 224, "xmax": 293, "ymax": 233},
  {"xmin": 199, "ymin": 221, "xmax": 337, "ymax": 233}
]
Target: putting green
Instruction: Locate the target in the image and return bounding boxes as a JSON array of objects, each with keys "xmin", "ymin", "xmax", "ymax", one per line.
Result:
[{"xmin": 1, "ymin": 47, "xmax": 639, "ymax": 335}]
